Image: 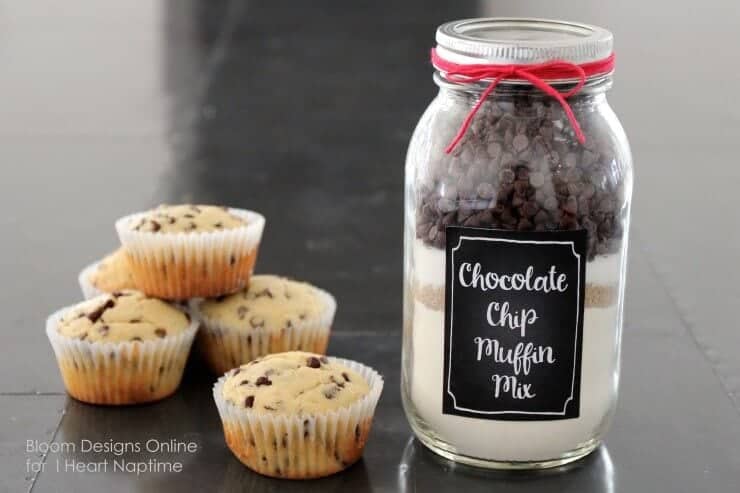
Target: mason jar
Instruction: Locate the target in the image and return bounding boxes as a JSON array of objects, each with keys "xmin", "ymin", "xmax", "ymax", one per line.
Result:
[{"xmin": 401, "ymin": 18, "xmax": 633, "ymax": 469}]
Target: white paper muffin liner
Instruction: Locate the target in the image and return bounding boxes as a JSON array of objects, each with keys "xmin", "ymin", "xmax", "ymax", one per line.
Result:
[
  {"xmin": 191, "ymin": 288, "xmax": 336, "ymax": 374},
  {"xmin": 46, "ymin": 304, "xmax": 199, "ymax": 405},
  {"xmin": 115, "ymin": 208, "xmax": 265, "ymax": 300},
  {"xmin": 78, "ymin": 261, "xmax": 104, "ymax": 300},
  {"xmin": 213, "ymin": 357, "xmax": 383, "ymax": 479}
]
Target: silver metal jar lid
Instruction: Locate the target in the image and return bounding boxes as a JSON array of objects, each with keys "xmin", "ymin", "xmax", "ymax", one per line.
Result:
[{"xmin": 435, "ymin": 18, "xmax": 613, "ymax": 65}]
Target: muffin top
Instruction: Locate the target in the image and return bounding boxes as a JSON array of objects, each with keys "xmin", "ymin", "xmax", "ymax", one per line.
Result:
[
  {"xmin": 88, "ymin": 248, "xmax": 136, "ymax": 292},
  {"xmin": 221, "ymin": 352, "xmax": 370, "ymax": 414},
  {"xmin": 57, "ymin": 291, "xmax": 191, "ymax": 343},
  {"xmin": 129, "ymin": 205, "xmax": 245, "ymax": 233},
  {"xmin": 199, "ymin": 275, "xmax": 328, "ymax": 330}
]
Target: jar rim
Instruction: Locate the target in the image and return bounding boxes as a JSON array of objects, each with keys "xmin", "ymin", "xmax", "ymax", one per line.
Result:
[
  {"xmin": 432, "ymin": 72, "xmax": 614, "ymax": 92},
  {"xmin": 436, "ymin": 18, "xmax": 613, "ymax": 66}
]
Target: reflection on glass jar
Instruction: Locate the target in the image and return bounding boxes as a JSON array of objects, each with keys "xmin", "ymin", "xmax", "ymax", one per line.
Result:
[
  {"xmin": 402, "ymin": 18, "xmax": 632, "ymax": 469},
  {"xmin": 398, "ymin": 437, "xmax": 615, "ymax": 492}
]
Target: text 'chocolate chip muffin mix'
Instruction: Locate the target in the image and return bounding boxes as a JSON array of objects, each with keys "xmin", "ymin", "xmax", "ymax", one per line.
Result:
[
  {"xmin": 402, "ymin": 18, "xmax": 632, "ymax": 469},
  {"xmin": 47, "ymin": 203, "xmax": 383, "ymax": 479}
]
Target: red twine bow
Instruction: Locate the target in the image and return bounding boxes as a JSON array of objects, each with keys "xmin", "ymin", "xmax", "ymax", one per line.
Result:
[{"xmin": 430, "ymin": 48, "xmax": 616, "ymax": 153}]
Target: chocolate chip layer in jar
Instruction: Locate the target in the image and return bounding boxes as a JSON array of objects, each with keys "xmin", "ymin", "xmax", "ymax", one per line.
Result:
[{"xmin": 401, "ymin": 18, "xmax": 632, "ymax": 469}]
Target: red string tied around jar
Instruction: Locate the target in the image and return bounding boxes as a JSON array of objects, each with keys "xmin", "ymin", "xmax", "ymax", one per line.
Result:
[{"xmin": 430, "ymin": 48, "xmax": 616, "ymax": 154}]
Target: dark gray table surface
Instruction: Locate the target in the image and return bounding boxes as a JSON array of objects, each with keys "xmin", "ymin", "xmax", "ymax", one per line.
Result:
[{"xmin": 1, "ymin": 1, "xmax": 738, "ymax": 492}]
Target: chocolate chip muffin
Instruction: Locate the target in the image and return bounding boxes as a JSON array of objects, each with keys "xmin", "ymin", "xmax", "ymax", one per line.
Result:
[
  {"xmin": 115, "ymin": 205, "xmax": 265, "ymax": 300},
  {"xmin": 213, "ymin": 351, "xmax": 383, "ymax": 479},
  {"xmin": 78, "ymin": 248, "xmax": 137, "ymax": 299},
  {"xmin": 192, "ymin": 275, "xmax": 336, "ymax": 374},
  {"xmin": 46, "ymin": 290, "xmax": 198, "ymax": 405}
]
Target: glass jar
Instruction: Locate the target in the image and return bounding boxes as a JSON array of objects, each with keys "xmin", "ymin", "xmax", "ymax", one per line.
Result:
[{"xmin": 401, "ymin": 18, "xmax": 632, "ymax": 469}]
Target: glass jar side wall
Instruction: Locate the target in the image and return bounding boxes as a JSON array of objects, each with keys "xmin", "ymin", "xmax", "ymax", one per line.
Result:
[{"xmin": 401, "ymin": 81, "xmax": 632, "ymax": 468}]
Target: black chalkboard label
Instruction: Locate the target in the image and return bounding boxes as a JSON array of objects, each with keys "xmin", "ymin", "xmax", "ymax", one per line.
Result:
[{"xmin": 443, "ymin": 227, "xmax": 586, "ymax": 421}]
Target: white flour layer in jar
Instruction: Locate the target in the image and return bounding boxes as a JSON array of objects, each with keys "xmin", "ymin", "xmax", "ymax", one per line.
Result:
[
  {"xmin": 412, "ymin": 238, "xmax": 622, "ymax": 289},
  {"xmin": 409, "ymin": 238, "xmax": 622, "ymax": 461},
  {"xmin": 587, "ymin": 251, "xmax": 624, "ymax": 285},
  {"xmin": 409, "ymin": 300, "xmax": 620, "ymax": 461},
  {"xmin": 413, "ymin": 239, "xmax": 446, "ymax": 287}
]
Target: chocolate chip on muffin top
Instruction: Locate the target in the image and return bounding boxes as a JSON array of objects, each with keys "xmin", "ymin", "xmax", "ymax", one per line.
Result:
[
  {"xmin": 130, "ymin": 204, "xmax": 245, "ymax": 233},
  {"xmin": 57, "ymin": 290, "xmax": 190, "ymax": 343},
  {"xmin": 88, "ymin": 248, "xmax": 136, "ymax": 292},
  {"xmin": 199, "ymin": 275, "xmax": 325, "ymax": 330},
  {"xmin": 222, "ymin": 351, "xmax": 369, "ymax": 414}
]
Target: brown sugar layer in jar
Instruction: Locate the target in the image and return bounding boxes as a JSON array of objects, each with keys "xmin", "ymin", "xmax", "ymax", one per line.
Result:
[
  {"xmin": 411, "ymin": 282, "xmax": 446, "ymax": 312},
  {"xmin": 415, "ymin": 93, "xmax": 628, "ymax": 260},
  {"xmin": 583, "ymin": 283, "xmax": 618, "ymax": 309}
]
